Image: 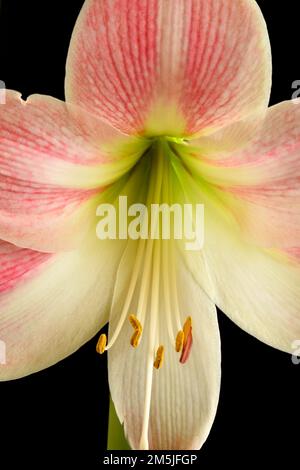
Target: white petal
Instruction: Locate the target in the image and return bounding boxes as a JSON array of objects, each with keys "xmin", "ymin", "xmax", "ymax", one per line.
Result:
[
  {"xmin": 0, "ymin": 234, "xmax": 125, "ymax": 380},
  {"xmin": 108, "ymin": 244, "xmax": 221, "ymax": 450}
]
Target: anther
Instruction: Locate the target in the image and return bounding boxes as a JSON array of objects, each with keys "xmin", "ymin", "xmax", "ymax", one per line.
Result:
[
  {"xmin": 180, "ymin": 317, "xmax": 193, "ymax": 364},
  {"xmin": 153, "ymin": 346, "xmax": 165, "ymax": 370},
  {"xmin": 175, "ymin": 330, "xmax": 184, "ymax": 352},
  {"xmin": 129, "ymin": 314, "xmax": 143, "ymax": 348},
  {"xmin": 183, "ymin": 316, "xmax": 192, "ymax": 336},
  {"xmin": 129, "ymin": 314, "xmax": 142, "ymax": 333},
  {"xmin": 96, "ymin": 334, "xmax": 107, "ymax": 355},
  {"xmin": 130, "ymin": 329, "xmax": 142, "ymax": 348}
]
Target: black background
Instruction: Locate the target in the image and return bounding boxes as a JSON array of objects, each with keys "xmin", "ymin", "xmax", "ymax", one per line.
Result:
[{"xmin": 0, "ymin": 0, "xmax": 299, "ymax": 467}]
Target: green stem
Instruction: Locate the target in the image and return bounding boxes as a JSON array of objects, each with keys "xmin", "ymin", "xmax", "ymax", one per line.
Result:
[{"xmin": 107, "ymin": 397, "xmax": 131, "ymax": 450}]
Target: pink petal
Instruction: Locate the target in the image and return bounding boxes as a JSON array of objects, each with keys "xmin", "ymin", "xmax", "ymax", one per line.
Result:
[
  {"xmin": 0, "ymin": 235, "xmax": 125, "ymax": 380},
  {"xmin": 179, "ymin": 102, "xmax": 300, "ymax": 257},
  {"xmin": 65, "ymin": 0, "xmax": 271, "ymax": 136},
  {"xmin": 0, "ymin": 240, "xmax": 52, "ymax": 294},
  {"xmin": 173, "ymin": 165, "xmax": 300, "ymax": 354},
  {"xmin": 0, "ymin": 91, "xmax": 144, "ymax": 251}
]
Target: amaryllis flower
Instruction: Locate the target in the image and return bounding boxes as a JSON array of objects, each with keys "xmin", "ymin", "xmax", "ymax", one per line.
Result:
[{"xmin": 0, "ymin": 0, "xmax": 299, "ymax": 451}]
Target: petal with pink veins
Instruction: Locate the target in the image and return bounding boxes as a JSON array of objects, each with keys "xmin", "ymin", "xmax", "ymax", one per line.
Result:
[
  {"xmin": 177, "ymin": 102, "xmax": 300, "ymax": 256},
  {"xmin": 0, "ymin": 91, "xmax": 147, "ymax": 251},
  {"xmin": 0, "ymin": 240, "xmax": 52, "ymax": 294},
  {"xmin": 172, "ymin": 162, "xmax": 300, "ymax": 354},
  {"xmin": 65, "ymin": 0, "xmax": 271, "ymax": 136},
  {"xmin": 0, "ymin": 234, "xmax": 126, "ymax": 381}
]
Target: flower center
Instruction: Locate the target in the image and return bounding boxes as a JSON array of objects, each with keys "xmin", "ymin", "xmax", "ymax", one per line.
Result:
[{"xmin": 96, "ymin": 139, "xmax": 194, "ymax": 449}]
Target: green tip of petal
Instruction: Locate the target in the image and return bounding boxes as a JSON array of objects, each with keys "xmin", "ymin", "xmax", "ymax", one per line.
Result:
[{"xmin": 107, "ymin": 398, "xmax": 131, "ymax": 450}]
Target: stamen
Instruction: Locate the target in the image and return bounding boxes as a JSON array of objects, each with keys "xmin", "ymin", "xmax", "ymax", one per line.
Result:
[
  {"xmin": 153, "ymin": 345, "xmax": 165, "ymax": 370},
  {"xmin": 139, "ymin": 143, "xmax": 164, "ymax": 450},
  {"xmin": 162, "ymin": 240, "xmax": 176, "ymax": 344},
  {"xmin": 96, "ymin": 334, "xmax": 107, "ymax": 355},
  {"xmin": 161, "ymin": 166, "xmax": 184, "ymax": 347},
  {"xmin": 175, "ymin": 330, "xmax": 184, "ymax": 352},
  {"xmin": 130, "ymin": 329, "xmax": 142, "ymax": 348},
  {"xmin": 180, "ymin": 317, "xmax": 193, "ymax": 364},
  {"xmin": 169, "ymin": 241, "xmax": 183, "ymax": 333},
  {"xmin": 136, "ymin": 237, "xmax": 155, "ymax": 328},
  {"xmin": 105, "ymin": 146, "xmax": 160, "ymax": 353},
  {"xmin": 105, "ymin": 239, "xmax": 146, "ymax": 351},
  {"xmin": 139, "ymin": 239, "xmax": 161, "ymax": 449},
  {"xmin": 129, "ymin": 314, "xmax": 142, "ymax": 334},
  {"xmin": 161, "ymin": 164, "xmax": 176, "ymax": 344},
  {"xmin": 129, "ymin": 314, "xmax": 143, "ymax": 348},
  {"xmin": 183, "ymin": 316, "xmax": 192, "ymax": 336}
]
